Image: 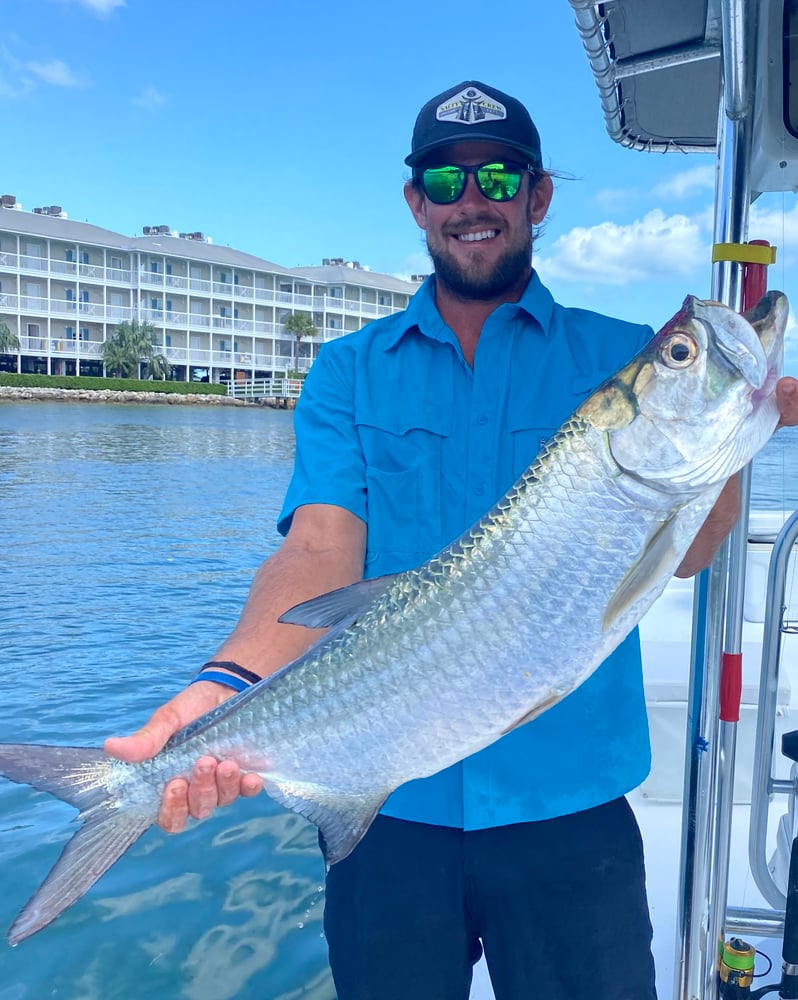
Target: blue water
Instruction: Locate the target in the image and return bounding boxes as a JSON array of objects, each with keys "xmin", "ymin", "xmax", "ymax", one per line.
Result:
[
  {"xmin": 0, "ymin": 401, "xmax": 796, "ymax": 999},
  {"xmin": 0, "ymin": 402, "xmax": 332, "ymax": 1000}
]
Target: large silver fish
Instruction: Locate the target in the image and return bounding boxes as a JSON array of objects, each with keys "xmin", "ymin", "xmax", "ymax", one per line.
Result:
[{"xmin": 0, "ymin": 292, "xmax": 787, "ymax": 945}]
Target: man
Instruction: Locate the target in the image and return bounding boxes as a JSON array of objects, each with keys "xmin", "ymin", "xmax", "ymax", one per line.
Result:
[{"xmin": 107, "ymin": 81, "xmax": 798, "ymax": 999}]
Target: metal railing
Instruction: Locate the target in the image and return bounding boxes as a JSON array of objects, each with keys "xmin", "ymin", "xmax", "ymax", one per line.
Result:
[{"xmin": 226, "ymin": 376, "xmax": 304, "ymax": 400}]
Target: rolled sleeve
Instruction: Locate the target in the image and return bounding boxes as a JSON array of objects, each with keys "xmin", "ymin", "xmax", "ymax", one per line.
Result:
[{"xmin": 277, "ymin": 345, "xmax": 367, "ymax": 537}]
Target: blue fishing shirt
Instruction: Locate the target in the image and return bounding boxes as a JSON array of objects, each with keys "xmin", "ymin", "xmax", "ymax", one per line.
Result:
[{"xmin": 278, "ymin": 271, "xmax": 655, "ymax": 829}]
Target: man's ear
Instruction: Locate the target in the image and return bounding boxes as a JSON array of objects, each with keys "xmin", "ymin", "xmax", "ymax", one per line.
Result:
[
  {"xmin": 528, "ymin": 174, "xmax": 553, "ymax": 225},
  {"xmin": 404, "ymin": 180, "xmax": 428, "ymax": 230}
]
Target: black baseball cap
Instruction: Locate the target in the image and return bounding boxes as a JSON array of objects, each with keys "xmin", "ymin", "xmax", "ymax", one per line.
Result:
[{"xmin": 405, "ymin": 81, "xmax": 542, "ymax": 168}]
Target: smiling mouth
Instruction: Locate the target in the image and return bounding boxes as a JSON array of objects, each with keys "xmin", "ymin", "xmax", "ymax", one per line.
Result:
[{"xmin": 455, "ymin": 229, "xmax": 499, "ymax": 242}]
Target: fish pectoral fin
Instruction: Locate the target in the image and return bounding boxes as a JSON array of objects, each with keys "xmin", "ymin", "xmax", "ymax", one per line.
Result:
[
  {"xmin": 500, "ymin": 691, "xmax": 564, "ymax": 735},
  {"xmin": 261, "ymin": 776, "xmax": 388, "ymax": 865},
  {"xmin": 603, "ymin": 515, "xmax": 678, "ymax": 631},
  {"xmin": 278, "ymin": 574, "xmax": 400, "ymax": 630}
]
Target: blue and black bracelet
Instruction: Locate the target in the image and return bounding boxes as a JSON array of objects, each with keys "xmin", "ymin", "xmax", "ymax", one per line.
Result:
[{"xmin": 191, "ymin": 660, "xmax": 262, "ymax": 693}]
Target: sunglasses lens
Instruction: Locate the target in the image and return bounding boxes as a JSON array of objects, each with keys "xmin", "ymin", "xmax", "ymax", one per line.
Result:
[
  {"xmin": 476, "ymin": 164, "xmax": 523, "ymax": 200},
  {"xmin": 422, "ymin": 166, "xmax": 466, "ymax": 204}
]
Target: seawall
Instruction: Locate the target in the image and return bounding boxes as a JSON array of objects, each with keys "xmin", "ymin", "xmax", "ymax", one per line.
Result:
[{"xmin": 0, "ymin": 386, "xmax": 251, "ymax": 406}]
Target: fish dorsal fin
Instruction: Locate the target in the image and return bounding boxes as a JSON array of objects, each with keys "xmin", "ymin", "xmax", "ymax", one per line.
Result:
[
  {"xmin": 260, "ymin": 776, "xmax": 388, "ymax": 864},
  {"xmin": 278, "ymin": 574, "xmax": 399, "ymax": 629},
  {"xmin": 603, "ymin": 515, "xmax": 678, "ymax": 630}
]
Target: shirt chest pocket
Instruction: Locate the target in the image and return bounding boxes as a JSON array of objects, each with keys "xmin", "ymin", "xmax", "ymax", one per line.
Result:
[
  {"xmin": 356, "ymin": 405, "xmax": 452, "ymax": 567},
  {"xmin": 508, "ymin": 371, "xmax": 614, "ymax": 478}
]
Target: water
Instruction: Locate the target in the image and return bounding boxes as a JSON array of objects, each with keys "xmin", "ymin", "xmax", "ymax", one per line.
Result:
[
  {"xmin": 0, "ymin": 401, "xmax": 332, "ymax": 1000},
  {"xmin": 0, "ymin": 401, "xmax": 796, "ymax": 1000}
]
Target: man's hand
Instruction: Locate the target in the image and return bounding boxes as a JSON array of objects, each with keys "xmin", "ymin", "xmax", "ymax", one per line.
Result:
[
  {"xmin": 776, "ymin": 376, "xmax": 798, "ymax": 428},
  {"xmin": 104, "ymin": 681, "xmax": 263, "ymax": 834}
]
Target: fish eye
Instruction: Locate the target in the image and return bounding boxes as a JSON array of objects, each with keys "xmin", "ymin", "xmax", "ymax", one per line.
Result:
[{"xmin": 659, "ymin": 333, "xmax": 698, "ymax": 369}]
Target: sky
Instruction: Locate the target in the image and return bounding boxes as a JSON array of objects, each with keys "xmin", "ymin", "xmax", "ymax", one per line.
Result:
[{"xmin": 1, "ymin": 0, "xmax": 797, "ymax": 375}]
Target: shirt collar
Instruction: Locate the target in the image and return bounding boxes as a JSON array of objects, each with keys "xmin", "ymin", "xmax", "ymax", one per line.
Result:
[{"xmin": 383, "ymin": 269, "xmax": 556, "ymax": 352}]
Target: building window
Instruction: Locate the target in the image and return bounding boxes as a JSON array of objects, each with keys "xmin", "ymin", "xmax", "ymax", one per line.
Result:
[
  {"xmin": 110, "ymin": 256, "xmax": 122, "ymax": 270},
  {"xmin": 150, "ymin": 261, "xmax": 159, "ymax": 273},
  {"xmin": 80, "ymin": 328, "xmax": 89, "ymax": 341},
  {"xmin": 219, "ymin": 339, "xmax": 229, "ymax": 351},
  {"xmin": 166, "ymin": 261, "xmax": 172, "ymax": 276},
  {"xmin": 151, "ymin": 298, "xmax": 161, "ymax": 311},
  {"xmin": 329, "ymin": 287, "xmax": 342, "ymax": 298},
  {"xmin": 66, "ymin": 326, "xmax": 75, "ymax": 340},
  {"xmin": 165, "ymin": 334, "xmax": 172, "ymax": 347},
  {"xmin": 65, "ymin": 249, "xmax": 74, "ymax": 263},
  {"xmin": 80, "ymin": 290, "xmax": 89, "ymax": 303}
]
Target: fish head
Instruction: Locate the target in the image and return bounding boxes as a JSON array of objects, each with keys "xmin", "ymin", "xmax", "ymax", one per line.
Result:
[{"xmin": 580, "ymin": 291, "xmax": 788, "ymax": 494}]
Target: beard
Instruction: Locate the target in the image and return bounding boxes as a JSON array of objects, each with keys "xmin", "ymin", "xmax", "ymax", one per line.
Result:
[{"xmin": 426, "ymin": 226, "xmax": 533, "ymax": 301}]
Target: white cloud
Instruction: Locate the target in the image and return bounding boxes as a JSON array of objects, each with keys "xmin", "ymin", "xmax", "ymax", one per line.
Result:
[
  {"xmin": 594, "ymin": 165, "xmax": 715, "ymax": 212},
  {"xmin": 652, "ymin": 165, "xmax": 715, "ymax": 200},
  {"xmin": 538, "ymin": 209, "xmax": 710, "ymax": 286},
  {"xmin": 391, "ymin": 250, "xmax": 431, "ymax": 282},
  {"xmin": 55, "ymin": 0, "xmax": 125, "ymax": 14},
  {"xmin": 594, "ymin": 187, "xmax": 634, "ymax": 212},
  {"xmin": 26, "ymin": 59, "xmax": 83, "ymax": 88},
  {"xmin": 131, "ymin": 85, "xmax": 167, "ymax": 111}
]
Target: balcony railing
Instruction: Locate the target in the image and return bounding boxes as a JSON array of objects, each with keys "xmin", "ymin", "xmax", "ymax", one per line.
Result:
[{"xmin": 18, "ymin": 335, "xmax": 103, "ymax": 357}]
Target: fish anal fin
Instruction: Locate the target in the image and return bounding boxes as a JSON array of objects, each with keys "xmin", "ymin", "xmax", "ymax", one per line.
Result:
[
  {"xmin": 262, "ymin": 776, "xmax": 387, "ymax": 865},
  {"xmin": 500, "ymin": 691, "xmax": 563, "ymax": 735},
  {"xmin": 278, "ymin": 574, "xmax": 399, "ymax": 630},
  {"xmin": 603, "ymin": 515, "xmax": 678, "ymax": 631}
]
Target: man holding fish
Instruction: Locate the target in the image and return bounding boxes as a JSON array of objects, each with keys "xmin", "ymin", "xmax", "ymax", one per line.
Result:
[{"xmin": 104, "ymin": 82, "xmax": 798, "ymax": 999}]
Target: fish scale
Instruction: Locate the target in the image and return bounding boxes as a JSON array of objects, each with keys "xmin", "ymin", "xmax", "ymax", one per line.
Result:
[{"xmin": 0, "ymin": 291, "xmax": 787, "ymax": 944}]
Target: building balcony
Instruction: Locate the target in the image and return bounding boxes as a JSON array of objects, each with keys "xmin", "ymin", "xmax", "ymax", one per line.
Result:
[{"xmin": 18, "ymin": 335, "xmax": 103, "ymax": 357}]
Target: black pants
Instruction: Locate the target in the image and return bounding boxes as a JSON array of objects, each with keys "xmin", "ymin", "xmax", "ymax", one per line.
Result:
[{"xmin": 324, "ymin": 797, "xmax": 657, "ymax": 1000}]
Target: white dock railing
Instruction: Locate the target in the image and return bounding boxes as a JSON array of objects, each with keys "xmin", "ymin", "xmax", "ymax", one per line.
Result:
[{"xmin": 226, "ymin": 377, "xmax": 304, "ymax": 401}]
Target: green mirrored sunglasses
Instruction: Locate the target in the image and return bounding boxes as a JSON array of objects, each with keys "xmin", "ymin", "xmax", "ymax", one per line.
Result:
[{"xmin": 419, "ymin": 161, "xmax": 534, "ymax": 205}]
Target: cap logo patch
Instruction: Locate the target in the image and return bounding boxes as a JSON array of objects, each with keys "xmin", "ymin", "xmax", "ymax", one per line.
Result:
[{"xmin": 436, "ymin": 86, "xmax": 507, "ymax": 125}]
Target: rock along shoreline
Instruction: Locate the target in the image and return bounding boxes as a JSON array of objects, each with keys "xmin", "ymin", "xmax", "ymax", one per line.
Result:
[{"xmin": 0, "ymin": 386, "xmax": 254, "ymax": 406}]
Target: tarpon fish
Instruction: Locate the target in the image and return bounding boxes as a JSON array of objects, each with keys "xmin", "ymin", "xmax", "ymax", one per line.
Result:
[{"xmin": 0, "ymin": 292, "xmax": 787, "ymax": 945}]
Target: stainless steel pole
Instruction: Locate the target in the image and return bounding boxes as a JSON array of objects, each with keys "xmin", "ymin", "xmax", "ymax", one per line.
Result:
[{"xmin": 674, "ymin": 1, "xmax": 756, "ymax": 996}]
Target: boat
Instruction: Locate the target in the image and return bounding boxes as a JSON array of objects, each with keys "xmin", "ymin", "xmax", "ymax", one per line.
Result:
[{"xmin": 476, "ymin": 3, "xmax": 798, "ymax": 998}]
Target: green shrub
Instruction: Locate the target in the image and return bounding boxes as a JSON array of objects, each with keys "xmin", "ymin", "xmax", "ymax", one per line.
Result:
[{"xmin": 0, "ymin": 373, "xmax": 227, "ymax": 396}]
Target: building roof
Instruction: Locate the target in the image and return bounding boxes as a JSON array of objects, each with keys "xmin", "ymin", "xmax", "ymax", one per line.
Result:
[
  {"xmin": 290, "ymin": 263, "xmax": 423, "ymax": 292},
  {"xmin": 0, "ymin": 205, "xmax": 420, "ymax": 291}
]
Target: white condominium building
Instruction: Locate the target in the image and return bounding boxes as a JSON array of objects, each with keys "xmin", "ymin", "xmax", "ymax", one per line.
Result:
[{"xmin": 0, "ymin": 196, "xmax": 424, "ymax": 382}]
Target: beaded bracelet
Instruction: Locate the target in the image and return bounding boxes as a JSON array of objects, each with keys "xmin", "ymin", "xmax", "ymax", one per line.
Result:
[{"xmin": 191, "ymin": 659, "xmax": 262, "ymax": 693}]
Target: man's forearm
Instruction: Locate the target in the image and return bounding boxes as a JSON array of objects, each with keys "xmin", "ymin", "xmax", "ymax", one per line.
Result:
[{"xmin": 211, "ymin": 542, "xmax": 361, "ymax": 677}]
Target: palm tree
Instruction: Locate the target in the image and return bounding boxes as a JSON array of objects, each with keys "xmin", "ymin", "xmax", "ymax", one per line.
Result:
[
  {"xmin": 0, "ymin": 317, "xmax": 19, "ymax": 354},
  {"xmin": 103, "ymin": 320, "xmax": 169, "ymax": 379},
  {"xmin": 283, "ymin": 312, "xmax": 317, "ymax": 373}
]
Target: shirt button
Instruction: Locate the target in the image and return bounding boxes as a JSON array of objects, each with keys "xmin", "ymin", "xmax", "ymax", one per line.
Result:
[
  {"xmin": 474, "ymin": 485, "xmax": 485, "ymax": 496},
  {"xmin": 477, "ymin": 414, "xmax": 488, "ymax": 426}
]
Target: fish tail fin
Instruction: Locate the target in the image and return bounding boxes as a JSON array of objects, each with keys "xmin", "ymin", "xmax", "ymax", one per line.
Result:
[{"xmin": 0, "ymin": 744, "xmax": 152, "ymax": 945}]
